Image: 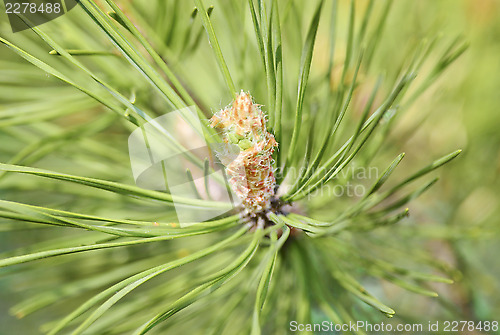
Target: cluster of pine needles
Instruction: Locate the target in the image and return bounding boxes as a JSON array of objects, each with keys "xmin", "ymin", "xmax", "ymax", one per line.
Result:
[{"xmin": 0, "ymin": 0, "xmax": 467, "ymax": 334}]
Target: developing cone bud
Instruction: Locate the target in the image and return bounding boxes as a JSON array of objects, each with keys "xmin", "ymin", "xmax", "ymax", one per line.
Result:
[{"xmin": 210, "ymin": 91, "xmax": 278, "ymax": 214}]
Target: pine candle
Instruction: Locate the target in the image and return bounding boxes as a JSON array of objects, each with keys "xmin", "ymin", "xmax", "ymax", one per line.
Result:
[{"xmin": 210, "ymin": 91, "xmax": 278, "ymax": 215}]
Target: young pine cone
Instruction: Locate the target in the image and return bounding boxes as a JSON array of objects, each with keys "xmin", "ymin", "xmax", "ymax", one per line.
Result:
[{"xmin": 210, "ymin": 91, "xmax": 278, "ymax": 214}]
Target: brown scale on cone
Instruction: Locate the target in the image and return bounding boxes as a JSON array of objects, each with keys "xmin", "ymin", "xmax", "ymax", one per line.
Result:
[{"xmin": 210, "ymin": 91, "xmax": 278, "ymax": 215}]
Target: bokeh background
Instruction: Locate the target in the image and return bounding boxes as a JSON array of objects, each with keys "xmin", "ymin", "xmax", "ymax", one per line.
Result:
[
  {"xmin": 376, "ymin": 0, "xmax": 500, "ymax": 324},
  {"xmin": 0, "ymin": 0, "xmax": 499, "ymax": 333}
]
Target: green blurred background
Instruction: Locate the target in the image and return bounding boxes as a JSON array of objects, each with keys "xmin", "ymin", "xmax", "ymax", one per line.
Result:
[
  {"xmin": 0, "ymin": 0, "xmax": 499, "ymax": 333},
  {"xmin": 354, "ymin": 0, "xmax": 500, "ymax": 328}
]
